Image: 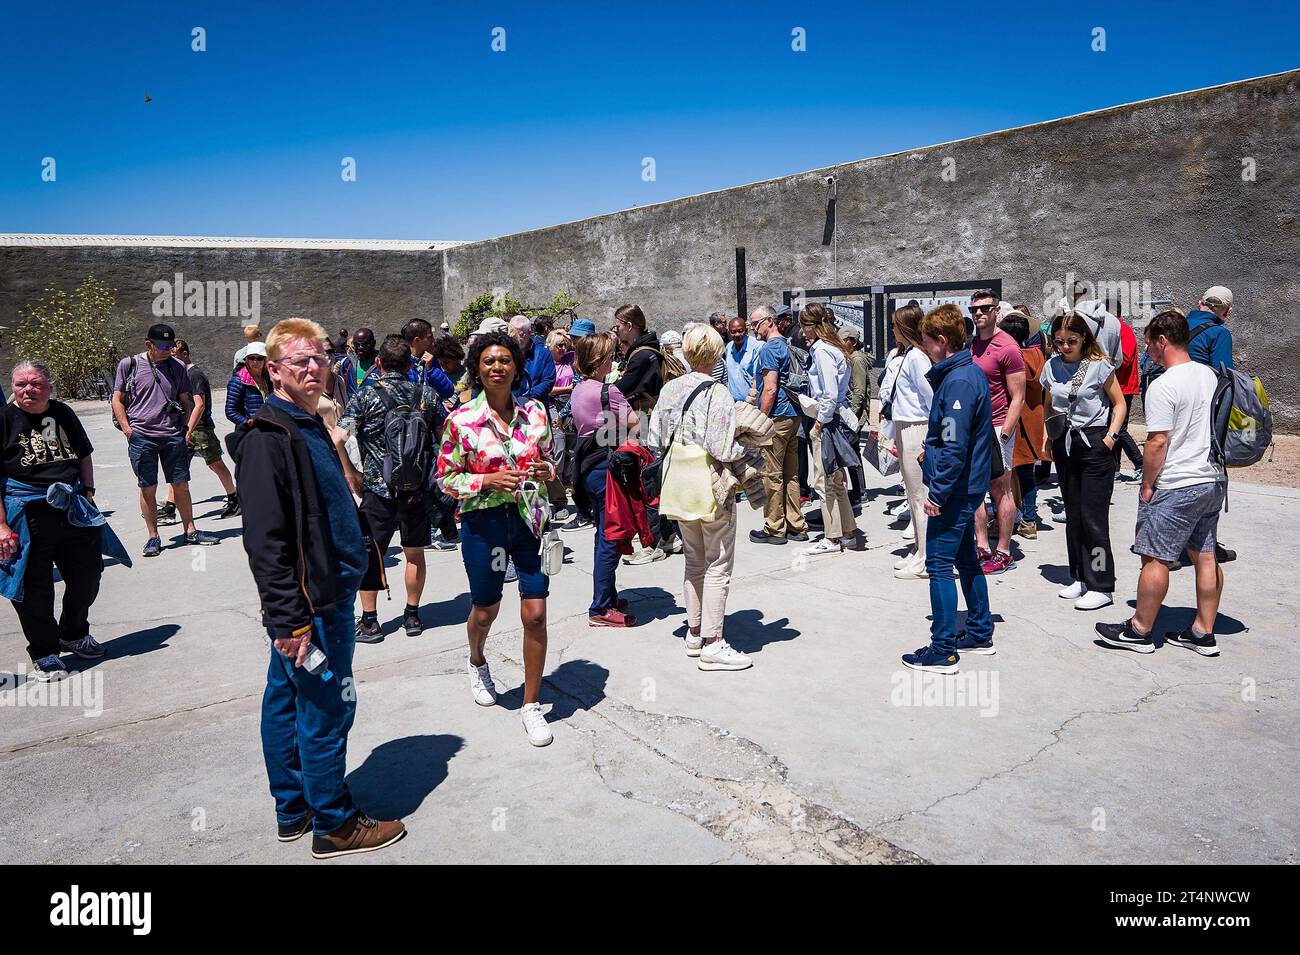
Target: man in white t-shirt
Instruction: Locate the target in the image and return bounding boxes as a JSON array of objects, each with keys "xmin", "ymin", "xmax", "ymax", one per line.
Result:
[{"xmin": 1096, "ymin": 310, "xmax": 1225, "ymax": 657}]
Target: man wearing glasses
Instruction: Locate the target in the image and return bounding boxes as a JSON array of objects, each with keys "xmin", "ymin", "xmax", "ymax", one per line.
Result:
[
  {"xmin": 237, "ymin": 318, "xmax": 407, "ymax": 859},
  {"xmin": 111, "ymin": 323, "xmax": 219, "ymax": 557},
  {"xmin": 967, "ymin": 291, "xmax": 1025, "ymax": 575}
]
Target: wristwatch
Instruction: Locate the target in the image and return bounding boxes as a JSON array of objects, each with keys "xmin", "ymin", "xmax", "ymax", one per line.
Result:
[{"xmin": 1107, "ymin": 432, "xmax": 1120, "ymax": 442}]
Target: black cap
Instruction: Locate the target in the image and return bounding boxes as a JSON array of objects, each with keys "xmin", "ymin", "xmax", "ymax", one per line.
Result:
[{"xmin": 147, "ymin": 323, "xmax": 176, "ymax": 345}]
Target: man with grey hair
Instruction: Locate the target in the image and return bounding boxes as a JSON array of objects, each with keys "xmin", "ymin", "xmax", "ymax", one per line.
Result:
[
  {"xmin": 1186, "ymin": 285, "xmax": 1235, "ymax": 370},
  {"xmin": 749, "ymin": 305, "xmax": 809, "ymax": 544}
]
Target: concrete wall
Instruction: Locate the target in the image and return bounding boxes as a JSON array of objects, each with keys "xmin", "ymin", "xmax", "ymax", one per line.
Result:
[
  {"xmin": 443, "ymin": 70, "xmax": 1300, "ymax": 429},
  {"xmin": 0, "ymin": 245, "xmax": 443, "ymax": 382}
]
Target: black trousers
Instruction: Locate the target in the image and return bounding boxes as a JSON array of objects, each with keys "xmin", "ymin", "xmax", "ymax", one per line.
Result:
[
  {"xmin": 797, "ymin": 416, "xmax": 812, "ymax": 495},
  {"xmin": 11, "ymin": 501, "xmax": 104, "ymax": 661},
  {"xmin": 1053, "ymin": 427, "xmax": 1116, "ymax": 593},
  {"xmin": 1114, "ymin": 394, "xmax": 1143, "ymax": 469}
]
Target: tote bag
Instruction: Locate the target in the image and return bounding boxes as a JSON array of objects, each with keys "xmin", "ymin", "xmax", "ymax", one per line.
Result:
[{"xmin": 658, "ymin": 440, "xmax": 717, "ymax": 522}]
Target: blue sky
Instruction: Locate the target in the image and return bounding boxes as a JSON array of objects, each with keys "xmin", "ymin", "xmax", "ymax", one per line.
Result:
[{"xmin": 2, "ymin": 0, "xmax": 1296, "ymax": 241}]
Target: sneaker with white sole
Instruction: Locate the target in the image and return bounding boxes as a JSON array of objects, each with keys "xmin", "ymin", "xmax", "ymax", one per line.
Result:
[
  {"xmin": 468, "ymin": 659, "xmax": 497, "ymax": 706},
  {"xmin": 58, "ymin": 634, "xmax": 106, "ymax": 659},
  {"xmin": 623, "ymin": 546, "xmax": 666, "ymax": 565},
  {"xmin": 1074, "ymin": 590, "xmax": 1113, "ymax": 611},
  {"xmin": 32, "ymin": 654, "xmax": 69, "ymax": 682},
  {"xmin": 902, "ymin": 523, "xmax": 916, "ymax": 541},
  {"xmin": 1164, "ymin": 627, "xmax": 1220, "ymax": 657},
  {"xmin": 664, "ymin": 535, "xmax": 684, "ymax": 555},
  {"xmin": 684, "ymin": 632, "xmax": 704, "ymax": 657},
  {"xmin": 893, "ymin": 554, "xmax": 915, "ymax": 570},
  {"xmin": 521, "ymin": 702, "xmax": 553, "ymax": 746},
  {"xmin": 894, "ymin": 562, "xmax": 929, "ymax": 580},
  {"xmin": 504, "ymin": 559, "xmax": 518, "ymax": 583},
  {"xmin": 697, "ymin": 639, "xmax": 752, "ymax": 671},
  {"xmin": 804, "ymin": 537, "xmax": 843, "ymax": 556},
  {"xmin": 1058, "ymin": 580, "xmax": 1086, "ymax": 600}
]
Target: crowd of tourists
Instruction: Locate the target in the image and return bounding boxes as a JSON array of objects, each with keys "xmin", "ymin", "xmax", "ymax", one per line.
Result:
[{"xmin": 0, "ymin": 278, "xmax": 1262, "ymax": 859}]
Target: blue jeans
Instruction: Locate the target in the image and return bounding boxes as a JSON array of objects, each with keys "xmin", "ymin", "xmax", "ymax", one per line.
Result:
[
  {"xmin": 1015, "ymin": 463, "xmax": 1039, "ymax": 523},
  {"xmin": 584, "ymin": 460, "xmax": 620, "ymax": 615},
  {"xmin": 127, "ymin": 431, "xmax": 191, "ymax": 488},
  {"xmin": 261, "ymin": 599, "xmax": 358, "ymax": 835},
  {"xmin": 924, "ymin": 492, "xmax": 993, "ymax": 655},
  {"xmin": 460, "ymin": 505, "xmax": 548, "ymax": 607}
]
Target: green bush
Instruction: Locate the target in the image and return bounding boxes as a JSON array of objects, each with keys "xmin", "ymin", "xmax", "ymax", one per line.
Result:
[
  {"xmin": 7, "ymin": 277, "xmax": 127, "ymax": 399},
  {"xmin": 454, "ymin": 290, "xmax": 583, "ymax": 342}
]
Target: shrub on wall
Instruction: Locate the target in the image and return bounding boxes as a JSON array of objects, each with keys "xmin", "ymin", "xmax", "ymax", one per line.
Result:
[
  {"xmin": 454, "ymin": 290, "xmax": 583, "ymax": 341},
  {"xmin": 6, "ymin": 277, "xmax": 127, "ymax": 399}
]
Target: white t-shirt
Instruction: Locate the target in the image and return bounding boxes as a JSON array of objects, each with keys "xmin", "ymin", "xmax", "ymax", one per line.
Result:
[
  {"xmin": 1143, "ymin": 361, "xmax": 1220, "ymax": 489},
  {"xmin": 889, "ymin": 347, "xmax": 934, "ymax": 422}
]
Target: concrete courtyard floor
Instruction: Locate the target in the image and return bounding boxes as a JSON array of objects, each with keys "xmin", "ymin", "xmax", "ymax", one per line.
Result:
[{"xmin": 2, "ymin": 402, "xmax": 1297, "ymax": 865}]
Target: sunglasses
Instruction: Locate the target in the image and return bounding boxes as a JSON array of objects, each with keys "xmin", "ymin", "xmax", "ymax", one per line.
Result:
[
  {"xmin": 1053, "ymin": 338, "xmax": 1083, "ymax": 348},
  {"xmin": 970, "ymin": 304, "xmax": 997, "ymax": 314}
]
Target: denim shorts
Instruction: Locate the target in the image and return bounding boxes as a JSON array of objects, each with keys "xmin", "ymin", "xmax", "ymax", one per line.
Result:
[
  {"xmin": 460, "ymin": 505, "xmax": 549, "ymax": 607},
  {"xmin": 1133, "ymin": 482, "xmax": 1225, "ymax": 563},
  {"xmin": 128, "ymin": 432, "xmax": 191, "ymax": 488}
]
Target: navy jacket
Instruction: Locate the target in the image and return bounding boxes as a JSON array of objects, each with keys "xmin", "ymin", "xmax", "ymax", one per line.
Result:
[
  {"xmin": 514, "ymin": 335, "xmax": 557, "ymax": 408},
  {"xmin": 225, "ymin": 375, "xmax": 266, "ymax": 428},
  {"xmin": 1185, "ymin": 310, "xmax": 1234, "ymax": 370},
  {"xmin": 922, "ymin": 350, "xmax": 994, "ymax": 507}
]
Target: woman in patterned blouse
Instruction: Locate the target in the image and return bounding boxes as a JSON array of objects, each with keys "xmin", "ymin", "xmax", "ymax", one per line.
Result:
[{"xmin": 436, "ymin": 331, "xmax": 558, "ymax": 748}]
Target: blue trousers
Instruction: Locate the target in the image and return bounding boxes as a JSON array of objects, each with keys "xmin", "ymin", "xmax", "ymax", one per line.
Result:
[
  {"xmin": 261, "ymin": 599, "xmax": 358, "ymax": 835},
  {"xmin": 584, "ymin": 460, "xmax": 620, "ymax": 615},
  {"xmin": 924, "ymin": 491, "xmax": 993, "ymax": 655}
]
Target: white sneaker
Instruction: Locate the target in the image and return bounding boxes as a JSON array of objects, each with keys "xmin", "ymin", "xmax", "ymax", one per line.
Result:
[
  {"xmin": 804, "ymin": 537, "xmax": 843, "ymax": 556},
  {"xmin": 894, "ymin": 562, "xmax": 929, "ymax": 580},
  {"xmin": 664, "ymin": 535, "xmax": 684, "ymax": 555},
  {"xmin": 521, "ymin": 702, "xmax": 553, "ymax": 746},
  {"xmin": 893, "ymin": 553, "xmax": 915, "ymax": 570},
  {"xmin": 1059, "ymin": 580, "xmax": 1086, "ymax": 600},
  {"xmin": 697, "ymin": 639, "xmax": 752, "ymax": 671},
  {"xmin": 623, "ymin": 546, "xmax": 666, "ymax": 565},
  {"xmin": 902, "ymin": 522, "xmax": 916, "ymax": 541},
  {"xmin": 468, "ymin": 659, "xmax": 497, "ymax": 706},
  {"xmin": 684, "ymin": 632, "xmax": 704, "ymax": 657},
  {"xmin": 1074, "ymin": 590, "xmax": 1114, "ymax": 611},
  {"xmin": 504, "ymin": 559, "xmax": 518, "ymax": 583}
]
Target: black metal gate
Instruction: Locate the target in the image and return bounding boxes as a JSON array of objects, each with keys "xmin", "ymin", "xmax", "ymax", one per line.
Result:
[{"xmin": 781, "ymin": 278, "xmax": 1002, "ymax": 367}]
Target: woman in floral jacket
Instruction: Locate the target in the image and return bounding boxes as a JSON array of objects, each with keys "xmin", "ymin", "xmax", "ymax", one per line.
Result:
[{"xmin": 436, "ymin": 331, "xmax": 557, "ymax": 748}]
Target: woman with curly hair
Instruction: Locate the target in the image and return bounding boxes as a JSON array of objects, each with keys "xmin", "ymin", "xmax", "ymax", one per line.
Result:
[{"xmin": 436, "ymin": 332, "xmax": 558, "ymax": 747}]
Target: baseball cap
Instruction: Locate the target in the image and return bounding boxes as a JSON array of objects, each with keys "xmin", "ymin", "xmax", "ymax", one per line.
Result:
[
  {"xmin": 474, "ymin": 316, "xmax": 510, "ymax": 336},
  {"xmin": 147, "ymin": 323, "xmax": 176, "ymax": 347},
  {"xmin": 1202, "ymin": 286, "xmax": 1233, "ymax": 308},
  {"xmin": 245, "ymin": 342, "xmax": 267, "ymax": 358},
  {"xmin": 569, "ymin": 318, "xmax": 596, "ymax": 337}
]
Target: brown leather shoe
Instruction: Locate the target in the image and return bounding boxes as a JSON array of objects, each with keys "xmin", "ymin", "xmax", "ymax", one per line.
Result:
[
  {"xmin": 311, "ymin": 812, "xmax": 407, "ymax": 859},
  {"xmin": 1015, "ymin": 519, "xmax": 1038, "ymax": 540}
]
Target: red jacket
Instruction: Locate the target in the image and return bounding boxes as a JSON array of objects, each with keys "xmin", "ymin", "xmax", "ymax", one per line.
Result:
[
  {"xmin": 605, "ymin": 443, "xmax": 655, "ymax": 555},
  {"xmin": 1118, "ymin": 320, "xmax": 1139, "ymax": 395}
]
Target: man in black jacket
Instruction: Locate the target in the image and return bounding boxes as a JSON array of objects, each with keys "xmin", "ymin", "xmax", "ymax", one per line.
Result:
[{"xmin": 236, "ymin": 318, "xmax": 407, "ymax": 860}]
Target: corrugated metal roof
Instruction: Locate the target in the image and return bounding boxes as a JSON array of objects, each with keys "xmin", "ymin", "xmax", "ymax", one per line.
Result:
[{"xmin": 0, "ymin": 234, "xmax": 465, "ymax": 250}]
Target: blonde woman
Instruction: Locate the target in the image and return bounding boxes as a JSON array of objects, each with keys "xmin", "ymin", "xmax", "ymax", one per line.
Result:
[
  {"xmin": 647, "ymin": 324, "xmax": 751, "ymax": 671},
  {"xmin": 884, "ymin": 303, "xmax": 934, "ymax": 579},
  {"xmin": 799, "ymin": 303, "xmax": 859, "ymax": 556}
]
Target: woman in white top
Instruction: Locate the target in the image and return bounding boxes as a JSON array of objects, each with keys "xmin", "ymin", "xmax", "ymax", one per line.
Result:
[
  {"xmin": 880, "ymin": 303, "xmax": 935, "ymax": 579},
  {"xmin": 648, "ymin": 324, "xmax": 751, "ymax": 671},
  {"xmin": 799, "ymin": 304, "xmax": 859, "ymax": 555}
]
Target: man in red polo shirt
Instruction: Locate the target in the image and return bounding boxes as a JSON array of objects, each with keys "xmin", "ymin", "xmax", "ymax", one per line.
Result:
[
  {"xmin": 1113, "ymin": 305, "xmax": 1143, "ymax": 477},
  {"xmin": 969, "ymin": 291, "xmax": 1025, "ymax": 574}
]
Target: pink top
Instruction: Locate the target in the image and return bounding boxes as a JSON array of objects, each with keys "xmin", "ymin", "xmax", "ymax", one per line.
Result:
[
  {"xmin": 970, "ymin": 330, "xmax": 1026, "ymax": 427},
  {"xmin": 554, "ymin": 358, "xmax": 575, "ymax": 392}
]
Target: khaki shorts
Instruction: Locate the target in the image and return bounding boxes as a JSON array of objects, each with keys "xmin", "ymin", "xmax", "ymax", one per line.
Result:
[{"xmin": 188, "ymin": 425, "xmax": 224, "ymax": 466}]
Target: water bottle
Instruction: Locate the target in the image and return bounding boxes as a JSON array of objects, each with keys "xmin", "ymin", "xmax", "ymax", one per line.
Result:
[{"xmin": 304, "ymin": 643, "xmax": 334, "ymax": 682}]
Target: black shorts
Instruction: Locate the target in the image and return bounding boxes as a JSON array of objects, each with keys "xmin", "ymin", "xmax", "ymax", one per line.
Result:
[{"xmin": 360, "ymin": 490, "xmax": 431, "ymax": 552}]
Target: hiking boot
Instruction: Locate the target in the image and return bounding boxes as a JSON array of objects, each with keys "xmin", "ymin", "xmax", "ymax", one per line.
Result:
[
  {"xmin": 901, "ymin": 645, "xmax": 959, "ymax": 674},
  {"xmin": 142, "ymin": 537, "xmax": 163, "ymax": 558},
  {"xmin": 218, "ymin": 495, "xmax": 241, "ymax": 519},
  {"xmin": 311, "ymin": 812, "xmax": 406, "ymax": 859},
  {"xmin": 277, "ymin": 812, "xmax": 313, "ymax": 843},
  {"xmin": 1015, "ymin": 519, "xmax": 1038, "ymax": 540},
  {"xmin": 58, "ymin": 634, "xmax": 106, "ymax": 659},
  {"xmin": 156, "ymin": 503, "xmax": 180, "ymax": 526},
  {"xmin": 402, "ymin": 610, "xmax": 423, "ymax": 637},
  {"xmin": 354, "ymin": 618, "xmax": 383, "ymax": 644},
  {"xmin": 1164, "ymin": 628, "xmax": 1220, "ymax": 657}
]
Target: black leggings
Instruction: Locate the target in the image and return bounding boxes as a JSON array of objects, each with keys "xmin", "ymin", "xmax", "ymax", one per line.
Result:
[{"xmin": 11, "ymin": 501, "xmax": 104, "ymax": 661}]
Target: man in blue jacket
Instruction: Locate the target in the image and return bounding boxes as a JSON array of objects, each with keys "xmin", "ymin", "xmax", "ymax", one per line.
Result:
[
  {"xmin": 508, "ymin": 315, "xmax": 557, "ymax": 408},
  {"xmin": 902, "ymin": 304, "xmax": 996, "ymax": 674},
  {"xmin": 1185, "ymin": 285, "xmax": 1234, "ymax": 370}
]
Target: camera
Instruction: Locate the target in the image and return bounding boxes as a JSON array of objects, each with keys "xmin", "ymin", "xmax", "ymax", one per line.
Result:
[
  {"xmin": 519, "ymin": 480, "xmax": 539, "ymax": 494},
  {"xmin": 164, "ymin": 399, "xmax": 184, "ymax": 417}
]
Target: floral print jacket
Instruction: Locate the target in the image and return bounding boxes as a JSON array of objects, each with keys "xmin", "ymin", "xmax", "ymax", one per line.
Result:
[{"xmin": 436, "ymin": 391, "xmax": 555, "ymax": 537}]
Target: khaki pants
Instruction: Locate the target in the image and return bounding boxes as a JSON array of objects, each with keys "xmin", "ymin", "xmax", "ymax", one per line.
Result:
[
  {"xmin": 679, "ymin": 507, "xmax": 738, "ymax": 641},
  {"xmin": 810, "ymin": 426, "xmax": 855, "ymax": 541},
  {"xmin": 896, "ymin": 420, "xmax": 929, "ymax": 568},
  {"xmin": 761, "ymin": 416, "xmax": 807, "ymax": 536}
]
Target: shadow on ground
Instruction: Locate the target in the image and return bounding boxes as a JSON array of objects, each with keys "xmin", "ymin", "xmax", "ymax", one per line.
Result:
[{"xmin": 347, "ymin": 733, "xmax": 464, "ymax": 818}]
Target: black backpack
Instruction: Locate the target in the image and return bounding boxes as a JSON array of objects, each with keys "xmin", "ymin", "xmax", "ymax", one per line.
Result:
[{"xmin": 373, "ymin": 382, "xmax": 433, "ymax": 496}]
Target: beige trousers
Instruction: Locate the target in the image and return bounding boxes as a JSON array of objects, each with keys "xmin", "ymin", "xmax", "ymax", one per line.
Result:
[
  {"xmin": 810, "ymin": 426, "xmax": 855, "ymax": 541},
  {"xmin": 761, "ymin": 416, "xmax": 807, "ymax": 536},
  {"xmin": 679, "ymin": 506, "xmax": 738, "ymax": 640},
  {"xmin": 895, "ymin": 420, "xmax": 929, "ymax": 567}
]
